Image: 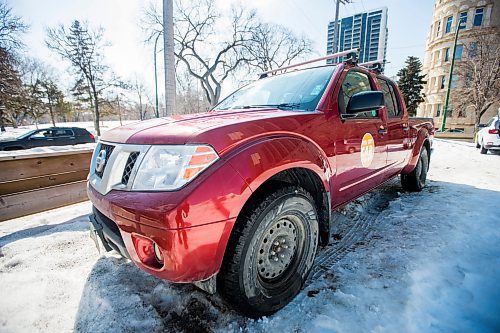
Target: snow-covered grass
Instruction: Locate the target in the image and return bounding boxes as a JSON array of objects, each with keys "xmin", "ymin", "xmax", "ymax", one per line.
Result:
[{"xmin": 0, "ymin": 140, "xmax": 499, "ymax": 332}]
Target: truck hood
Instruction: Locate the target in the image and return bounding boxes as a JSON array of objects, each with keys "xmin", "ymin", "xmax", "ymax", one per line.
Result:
[{"xmin": 101, "ymin": 108, "xmax": 316, "ymax": 151}]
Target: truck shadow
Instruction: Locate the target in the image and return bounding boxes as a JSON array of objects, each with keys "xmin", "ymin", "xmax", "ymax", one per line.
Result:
[
  {"xmin": 0, "ymin": 214, "xmax": 89, "ymax": 248},
  {"xmin": 73, "ymin": 179, "xmax": 500, "ymax": 332}
]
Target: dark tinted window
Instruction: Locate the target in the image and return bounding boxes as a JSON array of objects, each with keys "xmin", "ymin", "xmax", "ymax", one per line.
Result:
[
  {"xmin": 53, "ymin": 129, "xmax": 73, "ymax": 137},
  {"xmin": 474, "ymin": 8, "xmax": 484, "ymax": 26},
  {"xmin": 338, "ymin": 70, "xmax": 377, "ymax": 118}
]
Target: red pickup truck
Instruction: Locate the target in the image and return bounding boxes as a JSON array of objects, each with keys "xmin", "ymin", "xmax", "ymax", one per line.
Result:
[{"xmin": 87, "ymin": 57, "xmax": 433, "ymax": 318}]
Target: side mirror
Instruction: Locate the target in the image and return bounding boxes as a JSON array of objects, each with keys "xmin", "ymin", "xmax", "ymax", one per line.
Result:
[{"xmin": 346, "ymin": 91, "xmax": 385, "ymax": 114}]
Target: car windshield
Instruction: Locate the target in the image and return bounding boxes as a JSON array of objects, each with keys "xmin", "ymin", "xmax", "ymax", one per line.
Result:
[
  {"xmin": 17, "ymin": 130, "xmax": 38, "ymax": 139},
  {"xmin": 214, "ymin": 66, "xmax": 336, "ymax": 111}
]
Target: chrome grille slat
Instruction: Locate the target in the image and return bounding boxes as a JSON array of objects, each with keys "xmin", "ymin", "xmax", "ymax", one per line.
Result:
[{"xmin": 121, "ymin": 152, "xmax": 140, "ymax": 185}]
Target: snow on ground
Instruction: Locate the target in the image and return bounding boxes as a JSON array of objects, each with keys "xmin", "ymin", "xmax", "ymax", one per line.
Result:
[{"xmin": 0, "ymin": 139, "xmax": 499, "ymax": 333}]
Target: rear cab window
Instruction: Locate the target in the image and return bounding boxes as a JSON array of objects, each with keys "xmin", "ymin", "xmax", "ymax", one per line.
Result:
[{"xmin": 376, "ymin": 77, "xmax": 402, "ymax": 117}]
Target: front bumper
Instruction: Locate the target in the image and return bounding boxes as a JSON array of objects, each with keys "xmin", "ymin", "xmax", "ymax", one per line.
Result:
[
  {"xmin": 88, "ymin": 201, "xmax": 235, "ymax": 282},
  {"xmin": 86, "ymin": 154, "xmax": 251, "ymax": 282}
]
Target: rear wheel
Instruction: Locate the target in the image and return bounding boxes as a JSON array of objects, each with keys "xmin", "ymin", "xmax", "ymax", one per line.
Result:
[
  {"xmin": 218, "ymin": 186, "xmax": 318, "ymax": 318},
  {"xmin": 401, "ymin": 147, "xmax": 429, "ymax": 192},
  {"xmin": 480, "ymin": 140, "xmax": 488, "ymax": 154}
]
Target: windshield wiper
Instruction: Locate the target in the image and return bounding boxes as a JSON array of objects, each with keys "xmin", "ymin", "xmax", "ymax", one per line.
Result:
[{"xmin": 236, "ymin": 103, "xmax": 301, "ymax": 110}]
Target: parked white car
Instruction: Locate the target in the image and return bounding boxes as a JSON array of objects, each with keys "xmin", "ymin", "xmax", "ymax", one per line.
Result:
[{"xmin": 476, "ymin": 116, "xmax": 500, "ymax": 154}]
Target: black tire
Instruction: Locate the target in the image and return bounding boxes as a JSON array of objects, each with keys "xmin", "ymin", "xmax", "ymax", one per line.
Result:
[
  {"xmin": 480, "ymin": 140, "xmax": 488, "ymax": 154},
  {"xmin": 218, "ymin": 186, "xmax": 319, "ymax": 318},
  {"xmin": 401, "ymin": 147, "xmax": 429, "ymax": 192}
]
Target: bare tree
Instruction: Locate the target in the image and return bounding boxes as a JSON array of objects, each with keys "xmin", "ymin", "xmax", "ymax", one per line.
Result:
[
  {"xmin": 0, "ymin": 1, "xmax": 28, "ymax": 130},
  {"xmin": 133, "ymin": 78, "xmax": 147, "ymax": 120},
  {"xmin": 46, "ymin": 20, "xmax": 109, "ymax": 135},
  {"xmin": 453, "ymin": 33, "xmax": 500, "ymax": 133},
  {"xmin": 143, "ymin": 0, "xmax": 257, "ymax": 107},
  {"xmin": 0, "ymin": 1, "xmax": 28, "ymax": 52},
  {"xmin": 40, "ymin": 80, "xmax": 64, "ymax": 127},
  {"xmin": 246, "ymin": 23, "xmax": 313, "ymax": 72},
  {"xmin": 19, "ymin": 58, "xmax": 47, "ymax": 126}
]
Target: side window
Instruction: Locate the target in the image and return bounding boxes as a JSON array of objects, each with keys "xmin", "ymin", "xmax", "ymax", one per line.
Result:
[
  {"xmin": 376, "ymin": 78, "xmax": 397, "ymax": 117},
  {"xmin": 54, "ymin": 129, "xmax": 73, "ymax": 137},
  {"xmin": 388, "ymin": 83, "xmax": 402, "ymax": 116},
  {"xmin": 30, "ymin": 130, "xmax": 52, "ymax": 139},
  {"xmin": 338, "ymin": 70, "xmax": 377, "ymax": 118}
]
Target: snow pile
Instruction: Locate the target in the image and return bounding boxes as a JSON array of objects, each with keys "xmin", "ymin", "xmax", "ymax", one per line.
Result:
[
  {"xmin": 0, "ymin": 143, "xmax": 96, "ymax": 159},
  {"xmin": 0, "ymin": 120, "xmax": 137, "ymax": 142},
  {"xmin": 0, "ymin": 139, "xmax": 499, "ymax": 333}
]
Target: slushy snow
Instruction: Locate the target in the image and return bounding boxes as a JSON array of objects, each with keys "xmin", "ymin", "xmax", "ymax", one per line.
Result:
[{"xmin": 0, "ymin": 139, "xmax": 499, "ymax": 333}]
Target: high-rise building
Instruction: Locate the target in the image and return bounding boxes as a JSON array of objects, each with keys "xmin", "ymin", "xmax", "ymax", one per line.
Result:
[
  {"xmin": 418, "ymin": 0, "xmax": 499, "ymax": 133},
  {"xmin": 326, "ymin": 7, "xmax": 388, "ymax": 69}
]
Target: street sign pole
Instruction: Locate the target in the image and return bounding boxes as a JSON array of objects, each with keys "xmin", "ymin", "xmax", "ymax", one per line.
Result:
[
  {"xmin": 163, "ymin": 0, "xmax": 176, "ymax": 117},
  {"xmin": 441, "ymin": 19, "xmax": 464, "ymax": 132}
]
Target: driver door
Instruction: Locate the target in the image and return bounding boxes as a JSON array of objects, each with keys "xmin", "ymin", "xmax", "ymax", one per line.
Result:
[{"xmin": 331, "ymin": 69, "xmax": 388, "ymax": 205}]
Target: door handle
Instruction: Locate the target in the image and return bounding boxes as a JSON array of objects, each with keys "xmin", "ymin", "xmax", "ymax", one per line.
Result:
[{"xmin": 378, "ymin": 127, "xmax": 387, "ymax": 135}]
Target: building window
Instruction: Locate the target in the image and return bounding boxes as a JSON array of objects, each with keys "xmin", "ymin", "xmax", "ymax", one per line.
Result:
[
  {"xmin": 458, "ymin": 110, "xmax": 466, "ymax": 117},
  {"xmin": 445, "ymin": 16, "xmax": 453, "ymax": 33},
  {"xmin": 469, "ymin": 42, "xmax": 477, "ymax": 58},
  {"xmin": 444, "ymin": 47, "xmax": 450, "ymax": 61},
  {"xmin": 440, "ymin": 76, "xmax": 446, "ymax": 89},
  {"xmin": 451, "ymin": 74, "xmax": 458, "ymax": 89},
  {"xmin": 436, "ymin": 104, "xmax": 442, "ymax": 117},
  {"xmin": 436, "ymin": 21, "xmax": 441, "ymax": 37},
  {"xmin": 474, "ymin": 8, "xmax": 484, "ymax": 26},
  {"xmin": 459, "ymin": 11, "xmax": 468, "ymax": 29},
  {"xmin": 455, "ymin": 44, "xmax": 463, "ymax": 59}
]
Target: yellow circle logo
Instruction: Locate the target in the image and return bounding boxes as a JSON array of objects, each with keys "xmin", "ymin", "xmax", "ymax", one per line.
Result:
[{"xmin": 361, "ymin": 133, "xmax": 375, "ymax": 167}]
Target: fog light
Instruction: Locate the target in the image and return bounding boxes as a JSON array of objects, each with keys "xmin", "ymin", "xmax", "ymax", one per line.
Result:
[
  {"xmin": 153, "ymin": 243, "xmax": 164, "ymax": 264},
  {"xmin": 131, "ymin": 234, "xmax": 163, "ymax": 268}
]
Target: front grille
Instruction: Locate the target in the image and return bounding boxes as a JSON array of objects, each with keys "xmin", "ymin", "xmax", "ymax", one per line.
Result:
[
  {"xmin": 121, "ymin": 152, "xmax": 140, "ymax": 185},
  {"xmin": 95, "ymin": 144, "xmax": 115, "ymax": 178}
]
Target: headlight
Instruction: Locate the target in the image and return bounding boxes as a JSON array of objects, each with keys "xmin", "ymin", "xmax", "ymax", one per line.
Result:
[{"xmin": 131, "ymin": 145, "xmax": 219, "ymax": 191}]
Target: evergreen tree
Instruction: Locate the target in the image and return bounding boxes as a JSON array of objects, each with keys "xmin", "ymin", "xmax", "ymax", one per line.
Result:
[{"xmin": 397, "ymin": 56, "xmax": 426, "ymax": 117}]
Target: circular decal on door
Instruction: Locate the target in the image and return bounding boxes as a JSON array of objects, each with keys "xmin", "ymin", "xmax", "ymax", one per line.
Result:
[{"xmin": 361, "ymin": 133, "xmax": 375, "ymax": 167}]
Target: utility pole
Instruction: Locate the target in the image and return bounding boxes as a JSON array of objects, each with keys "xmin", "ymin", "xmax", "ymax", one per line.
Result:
[
  {"xmin": 332, "ymin": 0, "xmax": 351, "ymax": 55},
  {"xmin": 153, "ymin": 32, "xmax": 161, "ymax": 118},
  {"xmin": 441, "ymin": 19, "xmax": 465, "ymax": 132},
  {"xmin": 163, "ymin": 0, "xmax": 175, "ymax": 117}
]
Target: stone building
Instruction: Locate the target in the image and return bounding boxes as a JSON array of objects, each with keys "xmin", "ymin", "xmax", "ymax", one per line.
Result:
[{"xmin": 418, "ymin": 0, "xmax": 499, "ymax": 133}]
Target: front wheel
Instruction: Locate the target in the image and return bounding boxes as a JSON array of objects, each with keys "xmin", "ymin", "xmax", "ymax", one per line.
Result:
[
  {"xmin": 402, "ymin": 147, "xmax": 429, "ymax": 192},
  {"xmin": 218, "ymin": 186, "xmax": 319, "ymax": 318}
]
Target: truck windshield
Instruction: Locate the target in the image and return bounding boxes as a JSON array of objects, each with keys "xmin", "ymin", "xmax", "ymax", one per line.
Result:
[{"xmin": 214, "ymin": 66, "xmax": 336, "ymax": 111}]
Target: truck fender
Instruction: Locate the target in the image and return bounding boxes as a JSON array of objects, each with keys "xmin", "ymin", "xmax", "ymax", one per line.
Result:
[
  {"xmin": 222, "ymin": 135, "xmax": 332, "ymax": 244},
  {"xmin": 402, "ymin": 128, "xmax": 430, "ymax": 174}
]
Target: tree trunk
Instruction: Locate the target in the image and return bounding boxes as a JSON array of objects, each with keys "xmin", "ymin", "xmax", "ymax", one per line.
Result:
[
  {"xmin": 92, "ymin": 90, "xmax": 101, "ymax": 136},
  {"xmin": 48, "ymin": 103, "xmax": 56, "ymax": 127}
]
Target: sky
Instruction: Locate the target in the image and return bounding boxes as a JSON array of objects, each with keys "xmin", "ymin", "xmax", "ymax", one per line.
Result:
[{"xmin": 9, "ymin": 0, "xmax": 436, "ymax": 102}]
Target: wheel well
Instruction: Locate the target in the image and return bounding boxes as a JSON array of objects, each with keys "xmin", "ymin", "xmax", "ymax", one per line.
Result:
[{"xmin": 237, "ymin": 168, "xmax": 331, "ymax": 246}]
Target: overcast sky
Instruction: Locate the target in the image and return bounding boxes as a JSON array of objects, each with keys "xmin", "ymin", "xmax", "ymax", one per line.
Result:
[{"xmin": 10, "ymin": 0, "xmax": 435, "ymax": 101}]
